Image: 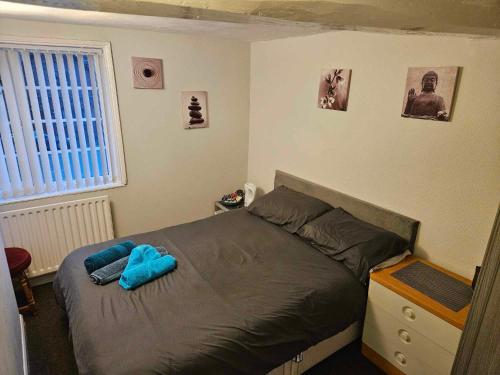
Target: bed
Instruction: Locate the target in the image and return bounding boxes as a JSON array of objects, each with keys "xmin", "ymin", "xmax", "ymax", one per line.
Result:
[{"xmin": 53, "ymin": 170, "xmax": 419, "ymax": 375}]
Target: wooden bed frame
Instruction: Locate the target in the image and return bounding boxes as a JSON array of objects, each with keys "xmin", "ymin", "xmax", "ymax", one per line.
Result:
[{"xmin": 267, "ymin": 170, "xmax": 420, "ymax": 375}]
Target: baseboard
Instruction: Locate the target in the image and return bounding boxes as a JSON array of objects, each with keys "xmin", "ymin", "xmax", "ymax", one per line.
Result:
[{"xmin": 30, "ymin": 272, "xmax": 55, "ymax": 287}]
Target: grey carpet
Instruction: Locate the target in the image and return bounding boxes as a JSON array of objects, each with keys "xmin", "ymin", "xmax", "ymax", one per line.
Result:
[
  {"xmin": 24, "ymin": 283, "xmax": 78, "ymax": 375},
  {"xmin": 25, "ymin": 283, "xmax": 383, "ymax": 375}
]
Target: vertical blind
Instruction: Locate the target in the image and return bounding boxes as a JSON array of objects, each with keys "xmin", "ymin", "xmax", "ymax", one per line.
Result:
[{"xmin": 0, "ymin": 46, "xmax": 115, "ymax": 201}]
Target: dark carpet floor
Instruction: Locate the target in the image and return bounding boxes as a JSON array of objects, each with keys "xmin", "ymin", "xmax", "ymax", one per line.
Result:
[{"xmin": 25, "ymin": 283, "xmax": 384, "ymax": 375}]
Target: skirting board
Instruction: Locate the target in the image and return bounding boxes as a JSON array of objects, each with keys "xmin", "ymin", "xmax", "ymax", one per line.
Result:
[
  {"xmin": 30, "ymin": 272, "xmax": 55, "ymax": 287},
  {"xmin": 268, "ymin": 321, "xmax": 361, "ymax": 375}
]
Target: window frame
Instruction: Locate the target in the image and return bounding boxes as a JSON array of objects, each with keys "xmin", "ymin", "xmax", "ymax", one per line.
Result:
[{"xmin": 0, "ymin": 35, "xmax": 127, "ymax": 205}]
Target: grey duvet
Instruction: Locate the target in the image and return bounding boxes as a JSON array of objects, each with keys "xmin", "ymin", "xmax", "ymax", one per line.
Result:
[{"xmin": 53, "ymin": 209, "xmax": 366, "ymax": 375}]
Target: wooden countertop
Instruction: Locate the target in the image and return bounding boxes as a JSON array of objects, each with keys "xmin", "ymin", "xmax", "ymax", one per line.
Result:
[{"xmin": 370, "ymin": 255, "xmax": 471, "ymax": 330}]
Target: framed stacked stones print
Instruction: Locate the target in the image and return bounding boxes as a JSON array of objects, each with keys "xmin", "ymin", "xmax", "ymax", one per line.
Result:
[
  {"xmin": 401, "ymin": 66, "xmax": 459, "ymax": 122},
  {"xmin": 182, "ymin": 91, "xmax": 208, "ymax": 129},
  {"xmin": 317, "ymin": 68, "xmax": 352, "ymax": 111}
]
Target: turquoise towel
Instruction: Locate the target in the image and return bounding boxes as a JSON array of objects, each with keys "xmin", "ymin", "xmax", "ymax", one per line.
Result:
[
  {"xmin": 89, "ymin": 247, "xmax": 168, "ymax": 285},
  {"xmin": 84, "ymin": 240, "xmax": 136, "ymax": 274},
  {"xmin": 119, "ymin": 244, "xmax": 177, "ymax": 290}
]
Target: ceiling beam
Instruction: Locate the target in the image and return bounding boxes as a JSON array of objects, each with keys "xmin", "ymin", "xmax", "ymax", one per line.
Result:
[{"xmin": 3, "ymin": 0, "xmax": 500, "ymax": 37}]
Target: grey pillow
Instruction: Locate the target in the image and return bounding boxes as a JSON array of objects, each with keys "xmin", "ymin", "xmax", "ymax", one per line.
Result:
[
  {"xmin": 247, "ymin": 185, "xmax": 332, "ymax": 233},
  {"xmin": 298, "ymin": 208, "xmax": 408, "ymax": 284}
]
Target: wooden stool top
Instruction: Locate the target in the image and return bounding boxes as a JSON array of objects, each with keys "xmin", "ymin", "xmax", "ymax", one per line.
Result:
[{"xmin": 5, "ymin": 247, "xmax": 31, "ymax": 276}]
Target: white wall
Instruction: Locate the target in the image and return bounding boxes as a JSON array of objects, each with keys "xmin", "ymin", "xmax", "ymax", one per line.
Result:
[
  {"xmin": 248, "ymin": 31, "xmax": 500, "ymax": 278},
  {"xmin": 0, "ymin": 232, "xmax": 25, "ymax": 375},
  {"xmin": 0, "ymin": 18, "xmax": 250, "ymax": 237},
  {"xmin": 0, "ymin": 19, "xmax": 498, "ymax": 279}
]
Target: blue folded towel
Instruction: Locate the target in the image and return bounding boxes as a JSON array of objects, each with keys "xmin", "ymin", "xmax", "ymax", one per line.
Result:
[
  {"xmin": 84, "ymin": 241, "xmax": 136, "ymax": 274},
  {"xmin": 89, "ymin": 246, "xmax": 168, "ymax": 285},
  {"xmin": 119, "ymin": 244, "xmax": 177, "ymax": 290}
]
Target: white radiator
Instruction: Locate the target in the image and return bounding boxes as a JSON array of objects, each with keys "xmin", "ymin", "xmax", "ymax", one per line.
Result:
[{"xmin": 0, "ymin": 196, "xmax": 114, "ymax": 277}]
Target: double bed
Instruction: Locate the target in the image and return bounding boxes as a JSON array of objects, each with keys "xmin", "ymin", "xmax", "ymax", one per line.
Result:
[{"xmin": 53, "ymin": 171, "xmax": 419, "ymax": 375}]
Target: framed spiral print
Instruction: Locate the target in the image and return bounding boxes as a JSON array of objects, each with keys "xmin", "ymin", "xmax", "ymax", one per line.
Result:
[{"xmin": 131, "ymin": 57, "xmax": 164, "ymax": 89}]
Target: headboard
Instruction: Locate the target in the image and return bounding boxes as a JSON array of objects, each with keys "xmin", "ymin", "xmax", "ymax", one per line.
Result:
[{"xmin": 274, "ymin": 170, "xmax": 420, "ymax": 251}]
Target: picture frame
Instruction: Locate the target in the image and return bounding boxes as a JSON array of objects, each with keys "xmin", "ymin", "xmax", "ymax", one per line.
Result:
[
  {"xmin": 317, "ymin": 68, "xmax": 352, "ymax": 111},
  {"xmin": 401, "ymin": 66, "xmax": 459, "ymax": 122},
  {"xmin": 182, "ymin": 91, "xmax": 209, "ymax": 129}
]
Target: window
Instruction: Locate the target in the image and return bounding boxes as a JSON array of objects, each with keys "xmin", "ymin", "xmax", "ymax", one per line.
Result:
[{"xmin": 0, "ymin": 38, "xmax": 125, "ymax": 204}]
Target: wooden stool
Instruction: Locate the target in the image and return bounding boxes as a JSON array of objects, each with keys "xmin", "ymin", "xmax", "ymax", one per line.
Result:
[{"xmin": 5, "ymin": 247, "xmax": 36, "ymax": 315}]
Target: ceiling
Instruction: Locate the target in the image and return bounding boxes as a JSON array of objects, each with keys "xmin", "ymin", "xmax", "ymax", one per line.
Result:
[{"xmin": 1, "ymin": 0, "xmax": 499, "ymax": 41}]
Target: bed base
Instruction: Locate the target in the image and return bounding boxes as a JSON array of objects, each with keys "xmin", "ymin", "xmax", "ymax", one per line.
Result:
[{"xmin": 267, "ymin": 321, "xmax": 361, "ymax": 375}]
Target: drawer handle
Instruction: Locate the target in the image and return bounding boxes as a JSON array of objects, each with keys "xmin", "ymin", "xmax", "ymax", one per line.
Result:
[
  {"xmin": 395, "ymin": 351, "xmax": 407, "ymax": 367},
  {"xmin": 403, "ymin": 306, "xmax": 416, "ymax": 321},
  {"xmin": 398, "ymin": 329, "xmax": 411, "ymax": 344}
]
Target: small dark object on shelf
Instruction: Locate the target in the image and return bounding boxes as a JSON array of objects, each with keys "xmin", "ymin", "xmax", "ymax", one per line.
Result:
[
  {"xmin": 220, "ymin": 189, "xmax": 245, "ymax": 207},
  {"xmin": 219, "ymin": 200, "xmax": 244, "ymax": 208}
]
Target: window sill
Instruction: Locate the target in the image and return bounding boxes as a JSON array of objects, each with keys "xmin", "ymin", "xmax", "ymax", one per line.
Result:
[{"xmin": 0, "ymin": 181, "xmax": 126, "ymax": 207}]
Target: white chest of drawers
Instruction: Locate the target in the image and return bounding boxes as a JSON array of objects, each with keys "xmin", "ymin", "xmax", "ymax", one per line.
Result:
[{"xmin": 362, "ymin": 256, "xmax": 471, "ymax": 375}]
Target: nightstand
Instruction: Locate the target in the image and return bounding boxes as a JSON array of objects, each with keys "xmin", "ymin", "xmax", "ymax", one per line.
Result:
[
  {"xmin": 362, "ymin": 256, "xmax": 472, "ymax": 375},
  {"xmin": 214, "ymin": 201, "xmax": 243, "ymax": 215}
]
